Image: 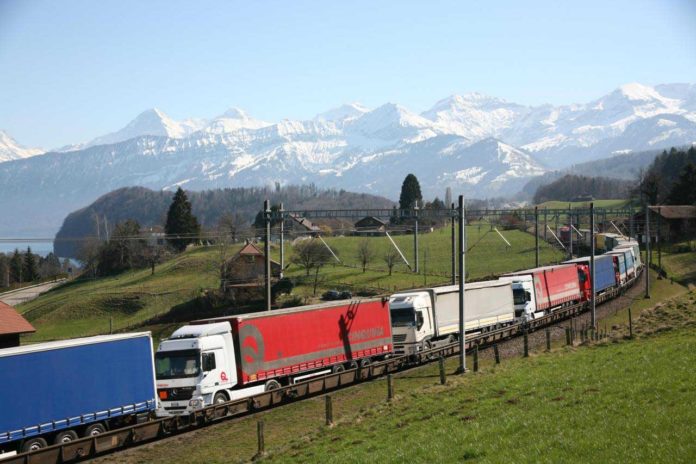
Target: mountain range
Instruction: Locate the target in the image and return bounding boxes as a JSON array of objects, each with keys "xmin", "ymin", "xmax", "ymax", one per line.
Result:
[{"xmin": 1, "ymin": 82, "xmax": 695, "ymax": 239}]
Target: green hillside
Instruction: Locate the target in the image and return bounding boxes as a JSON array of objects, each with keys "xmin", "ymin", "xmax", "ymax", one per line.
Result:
[
  {"xmin": 536, "ymin": 199, "xmax": 630, "ymax": 209},
  {"xmin": 20, "ymin": 225, "xmax": 563, "ymax": 342}
]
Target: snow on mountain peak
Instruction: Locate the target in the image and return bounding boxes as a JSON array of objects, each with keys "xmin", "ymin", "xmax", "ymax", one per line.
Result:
[
  {"xmin": 220, "ymin": 107, "xmax": 250, "ymax": 119},
  {"xmin": 617, "ymin": 83, "xmax": 663, "ymax": 101},
  {"xmin": 0, "ymin": 130, "xmax": 44, "ymax": 162},
  {"xmin": 204, "ymin": 107, "xmax": 271, "ymax": 134},
  {"xmin": 314, "ymin": 103, "xmax": 370, "ymax": 122}
]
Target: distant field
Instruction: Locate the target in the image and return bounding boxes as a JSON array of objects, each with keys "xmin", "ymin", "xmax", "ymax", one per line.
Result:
[
  {"xmin": 99, "ymin": 286, "xmax": 696, "ymax": 464},
  {"xmin": 536, "ymin": 199, "xmax": 630, "ymax": 209}
]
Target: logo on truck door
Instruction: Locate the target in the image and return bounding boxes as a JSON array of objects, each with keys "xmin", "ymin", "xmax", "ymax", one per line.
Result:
[
  {"xmin": 221, "ymin": 371, "xmax": 228, "ymax": 382},
  {"xmin": 239, "ymin": 324, "xmax": 266, "ymax": 373}
]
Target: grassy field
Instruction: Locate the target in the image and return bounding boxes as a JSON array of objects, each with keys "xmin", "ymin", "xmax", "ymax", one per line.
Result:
[
  {"xmin": 19, "ymin": 247, "xmax": 228, "ymax": 341},
  {"xmin": 101, "ymin": 287, "xmax": 696, "ymax": 464},
  {"xmin": 536, "ymin": 199, "xmax": 630, "ymax": 209},
  {"xmin": 19, "ymin": 225, "xmax": 564, "ymax": 342}
]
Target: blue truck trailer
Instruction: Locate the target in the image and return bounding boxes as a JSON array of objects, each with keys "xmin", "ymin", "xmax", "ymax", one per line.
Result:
[
  {"xmin": 0, "ymin": 333, "xmax": 156, "ymax": 455},
  {"xmin": 564, "ymin": 255, "xmax": 618, "ymax": 294}
]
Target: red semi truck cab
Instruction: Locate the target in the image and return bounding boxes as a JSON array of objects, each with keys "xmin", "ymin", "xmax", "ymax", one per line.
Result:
[{"xmin": 155, "ymin": 298, "xmax": 392, "ymax": 417}]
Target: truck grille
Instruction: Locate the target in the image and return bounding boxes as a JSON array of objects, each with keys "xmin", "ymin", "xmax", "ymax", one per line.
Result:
[
  {"xmin": 159, "ymin": 387, "xmax": 195, "ymax": 401},
  {"xmin": 392, "ymin": 334, "xmax": 407, "ymax": 343}
]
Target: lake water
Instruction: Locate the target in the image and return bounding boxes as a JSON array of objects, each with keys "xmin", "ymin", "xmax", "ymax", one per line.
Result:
[{"xmin": 0, "ymin": 241, "xmax": 55, "ymax": 257}]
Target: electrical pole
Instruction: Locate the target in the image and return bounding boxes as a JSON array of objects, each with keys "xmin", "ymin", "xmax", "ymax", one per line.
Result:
[
  {"xmin": 568, "ymin": 205, "xmax": 573, "ymax": 260},
  {"xmin": 457, "ymin": 195, "xmax": 467, "ymax": 374},
  {"xmin": 657, "ymin": 206, "xmax": 662, "ymax": 276},
  {"xmin": 534, "ymin": 206, "xmax": 539, "ymax": 268},
  {"xmin": 413, "ymin": 202, "xmax": 419, "ymax": 274},
  {"xmin": 590, "ymin": 202, "xmax": 596, "ymax": 329},
  {"xmin": 279, "ymin": 203, "xmax": 284, "ymax": 279},
  {"xmin": 451, "ymin": 203, "xmax": 456, "ymax": 285},
  {"xmin": 264, "ymin": 200, "xmax": 272, "ymax": 311},
  {"xmin": 645, "ymin": 205, "xmax": 651, "ymax": 299}
]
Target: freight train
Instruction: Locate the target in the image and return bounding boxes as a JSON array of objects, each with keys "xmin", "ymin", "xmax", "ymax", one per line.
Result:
[{"xmin": 0, "ymin": 241, "xmax": 642, "ymax": 455}]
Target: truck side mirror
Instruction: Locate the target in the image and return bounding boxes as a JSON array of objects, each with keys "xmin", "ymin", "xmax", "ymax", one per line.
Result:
[
  {"xmin": 525, "ymin": 291, "xmax": 531, "ymax": 302},
  {"xmin": 416, "ymin": 312, "xmax": 424, "ymax": 330}
]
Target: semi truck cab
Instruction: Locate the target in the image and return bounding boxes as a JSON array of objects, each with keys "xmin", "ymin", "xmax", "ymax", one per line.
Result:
[
  {"xmin": 498, "ymin": 275, "xmax": 539, "ymax": 321},
  {"xmin": 155, "ymin": 322, "xmax": 246, "ymax": 417},
  {"xmin": 389, "ymin": 291, "xmax": 434, "ymax": 355}
]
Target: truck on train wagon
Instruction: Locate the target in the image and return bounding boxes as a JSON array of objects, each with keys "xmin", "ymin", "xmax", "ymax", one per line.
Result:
[
  {"xmin": 155, "ymin": 298, "xmax": 392, "ymax": 417},
  {"xmin": 502, "ymin": 264, "xmax": 587, "ymax": 319},
  {"xmin": 0, "ymin": 333, "xmax": 156, "ymax": 456},
  {"xmin": 388, "ymin": 281, "xmax": 515, "ymax": 356},
  {"xmin": 564, "ymin": 254, "xmax": 619, "ymax": 296}
]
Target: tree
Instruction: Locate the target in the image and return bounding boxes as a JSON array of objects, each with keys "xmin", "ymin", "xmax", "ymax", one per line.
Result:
[
  {"xmin": 9, "ymin": 249, "xmax": 22, "ymax": 284},
  {"xmin": 290, "ymin": 240, "xmax": 333, "ymax": 276},
  {"xmin": 399, "ymin": 174, "xmax": 423, "ymax": 210},
  {"xmin": 165, "ymin": 188, "xmax": 201, "ymax": 252},
  {"xmin": 667, "ymin": 163, "xmax": 696, "ymax": 205},
  {"xmin": 383, "ymin": 248, "xmax": 399, "ymax": 276},
  {"xmin": 356, "ymin": 239, "xmax": 375, "ymax": 273},
  {"xmin": 218, "ymin": 213, "xmax": 247, "ymax": 243},
  {"xmin": 97, "ymin": 220, "xmax": 144, "ymax": 275},
  {"xmin": 23, "ymin": 247, "xmax": 39, "ymax": 282},
  {"xmin": 0, "ymin": 254, "xmax": 9, "ymax": 287}
]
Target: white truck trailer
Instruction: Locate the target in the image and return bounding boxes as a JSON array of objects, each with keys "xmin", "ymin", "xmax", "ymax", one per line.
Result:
[{"xmin": 389, "ymin": 280, "xmax": 515, "ymax": 356}]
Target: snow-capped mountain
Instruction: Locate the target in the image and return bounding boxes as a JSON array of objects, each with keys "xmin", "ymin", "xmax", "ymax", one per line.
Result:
[
  {"xmin": 0, "ymin": 130, "xmax": 43, "ymax": 162},
  {"xmin": 2, "ymin": 82, "xmax": 695, "ymax": 240}
]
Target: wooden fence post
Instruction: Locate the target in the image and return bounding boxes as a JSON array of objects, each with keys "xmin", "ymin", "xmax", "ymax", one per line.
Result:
[
  {"xmin": 494, "ymin": 344, "xmax": 500, "ymax": 364},
  {"xmin": 325, "ymin": 395, "xmax": 333, "ymax": 426},
  {"xmin": 473, "ymin": 345, "xmax": 479, "ymax": 372},
  {"xmin": 523, "ymin": 331, "xmax": 529, "ymax": 357},
  {"xmin": 545, "ymin": 328, "xmax": 551, "ymax": 351},
  {"xmin": 628, "ymin": 307, "xmax": 633, "ymax": 339},
  {"xmin": 254, "ymin": 421, "xmax": 265, "ymax": 459},
  {"xmin": 387, "ymin": 374, "xmax": 394, "ymax": 401},
  {"xmin": 438, "ymin": 356, "xmax": 446, "ymax": 385},
  {"xmin": 565, "ymin": 327, "xmax": 571, "ymax": 346}
]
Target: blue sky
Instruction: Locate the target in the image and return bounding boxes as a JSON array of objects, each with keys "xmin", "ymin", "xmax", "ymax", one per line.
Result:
[{"xmin": 1, "ymin": 0, "xmax": 695, "ymax": 148}]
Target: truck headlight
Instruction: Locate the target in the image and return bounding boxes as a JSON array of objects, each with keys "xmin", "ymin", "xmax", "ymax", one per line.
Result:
[{"xmin": 189, "ymin": 398, "xmax": 203, "ymax": 409}]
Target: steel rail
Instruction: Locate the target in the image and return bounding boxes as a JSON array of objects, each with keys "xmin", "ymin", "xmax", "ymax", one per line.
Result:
[{"xmin": 5, "ymin": 268, "xmax": 643, "ymax": 464}]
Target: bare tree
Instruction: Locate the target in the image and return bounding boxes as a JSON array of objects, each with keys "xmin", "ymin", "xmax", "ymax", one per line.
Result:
[
  {"xmin": 291, "ymin": 240, "xmax": 334, "ymax": 294},
  {"xmin": 383, "ymin": 248, "xmax": 399, "ymax": 276},
  {"xmin": 356, "ymin": 239, "xmax": 375, "ymax": 273}
]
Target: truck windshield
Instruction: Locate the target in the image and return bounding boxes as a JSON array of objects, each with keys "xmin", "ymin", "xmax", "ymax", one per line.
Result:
[
  {"xmin": 155, "ymin": 350, "xmax": 201, "ymax": 379},
  {"xmin": 390, "ymin": 308, "xmax": 415, "ymax": 326},
  {"xmin": 513, "ymin": 288, "xmax": 527, "ymax": 305}
]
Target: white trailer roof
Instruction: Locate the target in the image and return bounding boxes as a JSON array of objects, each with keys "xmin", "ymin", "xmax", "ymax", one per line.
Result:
[{"xmin": 0, "ymin": 332, "xmax": 152, "ymax": 358}]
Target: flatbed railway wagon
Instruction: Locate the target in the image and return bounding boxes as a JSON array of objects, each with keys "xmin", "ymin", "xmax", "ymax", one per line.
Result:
[
  {"xmin": 0, "ymin": 333, "xmax": 156, "ymax": 455},
  {"xmin": 156, "ymin": 298, "xmax": 392, "ymax": 416}
]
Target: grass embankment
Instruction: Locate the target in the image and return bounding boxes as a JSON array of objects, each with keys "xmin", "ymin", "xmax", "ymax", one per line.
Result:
[
  {"xmin": 101, "ymin": 287, "xmax": 696, "ymax": 464},
  {"xmin": 20, "ymin": 226, "xmax": 563, "ymax": 342}
]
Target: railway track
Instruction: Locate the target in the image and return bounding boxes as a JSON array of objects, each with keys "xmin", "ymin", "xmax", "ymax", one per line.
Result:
[{"xmin": 5, "ymin": 271, "xmax": 642, "ymax": 464}]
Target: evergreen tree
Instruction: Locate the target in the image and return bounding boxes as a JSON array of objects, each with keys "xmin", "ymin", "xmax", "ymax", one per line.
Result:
[
  {"xmin": 23, "ymin": 247, "xmax": 39, "ymax": 282},
  {"xmin": 667, "ymin": 163, "xmax": 696, "ymax": 205},
  {"xmin": 9, "ymin": 249, "xmax": 22, "ymax": 283},
  {"xmin": 165, "ymin": 188, "xmax": 201, "ymax": 252},
  {"xmin": 398, "ymin": 174, "xmax": 423, "ymax": 210}
]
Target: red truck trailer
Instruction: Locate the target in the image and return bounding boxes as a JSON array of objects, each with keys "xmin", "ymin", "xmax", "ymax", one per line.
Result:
[
  {"xmin": 504, "ymin": 264, "xmax": 585, "ymax": 312},
  {"xmin": 156, "ymin": 298, "xmax": 392, "ymax": 416}
]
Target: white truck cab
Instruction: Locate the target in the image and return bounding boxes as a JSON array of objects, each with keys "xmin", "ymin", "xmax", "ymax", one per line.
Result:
[
  {"xmin": 154, "ymin": 322, "xmax": 263, "ymax": 417},
  {"xmin": 498, "ymin": 275, "xmax": 539, "ymax": 321},
  {"xmin": 389, "ymin": 292, "xmax": 435, "ymax": 355}
]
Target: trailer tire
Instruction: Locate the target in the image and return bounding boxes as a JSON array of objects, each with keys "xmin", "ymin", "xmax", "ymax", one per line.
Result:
[
  {"xmin": 264, "ymin": 380, "xmax": 281, "ymax": 391},
  {"xmin": 359, "ymin": 358, "xmax": 371, "ymax": 367},
  {"xmin": 21, "ymin": 437, "xmax": 48, "ymax": 453},
  {"xmin": 332, "ymin": 364, "xmax": 345, "ymax": 373},
  {"xmin": 54, "ymin": 430, "xmax": 78, "ymax": 444},
  {"xmin": 84, "ymin": 423, "xmax": 106, "ymax": 437}
]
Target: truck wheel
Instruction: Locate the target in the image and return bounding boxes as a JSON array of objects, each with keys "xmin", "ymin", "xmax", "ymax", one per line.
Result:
[
  {"xmin": 84, "ymin": 423, "xmax": 106, "ymax": 437},
  {"xmin": 332, "ymin": 364, "xmax": 345, "ymax": 373},
  {"xmin": 213, "ymin": 391, "xmax": 228, "ymax": 405},
  {"xmin": 21, "ymin": 437, "xmax": 47, "ymax": 453},
  {"xmin": 264, "ymin": 379, "xmax": 281, "ymax": 391},
  {"xmin": 359, "ymin": 358, "xmax": 371, "ymax": 367},
  {"xmin": 347, "ymin": 361, "xmax": 358, "ymax": 370},
  {"xmin": 54, "ymin": 430, "xmax": 78, "ymax": 444}
]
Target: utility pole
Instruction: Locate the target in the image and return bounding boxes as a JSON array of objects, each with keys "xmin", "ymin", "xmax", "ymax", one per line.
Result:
[
  {"xmin": 657, "ymin": 206, "xmax": 662, "ymax": 276},
  {"xmin": 568, "ymin": 205, "xmax": 573, "ymax": 260},
  {"xmin": 457, "ymin": 195, "xmax": 467, "ymax": 374},
  {"xmin": 534, "ymin": 206, "xmax": 539, "ymax": 268},
  {"xmin": 590, "ymin": 202, "xmax": 596, "ymax": 329},
  {"xmin": 544, "ymin": 209, "xmax": 547, "ymax": 241},
  {"xmin": 645, "ymin": 205, "xmax": 651, "ymax": 299},
  {"xmin": 451, "ymin": 203, "xmax": 456, "ymax": 285},
  {"xmin": 413, "ymin": 202, "xmax": 419, "ymax": 274},
  {"xmin": 264, "ymin": 200, "xmax": 272, "ymax": 311},
  {"xmin": 279, "ymin": 203, "xmax": 284, "ymax": 279}
]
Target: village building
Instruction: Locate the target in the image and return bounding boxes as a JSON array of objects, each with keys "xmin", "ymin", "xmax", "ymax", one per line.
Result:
[
  {"xmin": 632, "ymin": 205, "xmax": 696, "ymax": 243},
  {"xmin": 220, "ymin": 242, "xmax": 281, "ymax": 302},
  {"xmin": 0, "ymin": 301, "xmax": 36, "ymax": 348}
]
